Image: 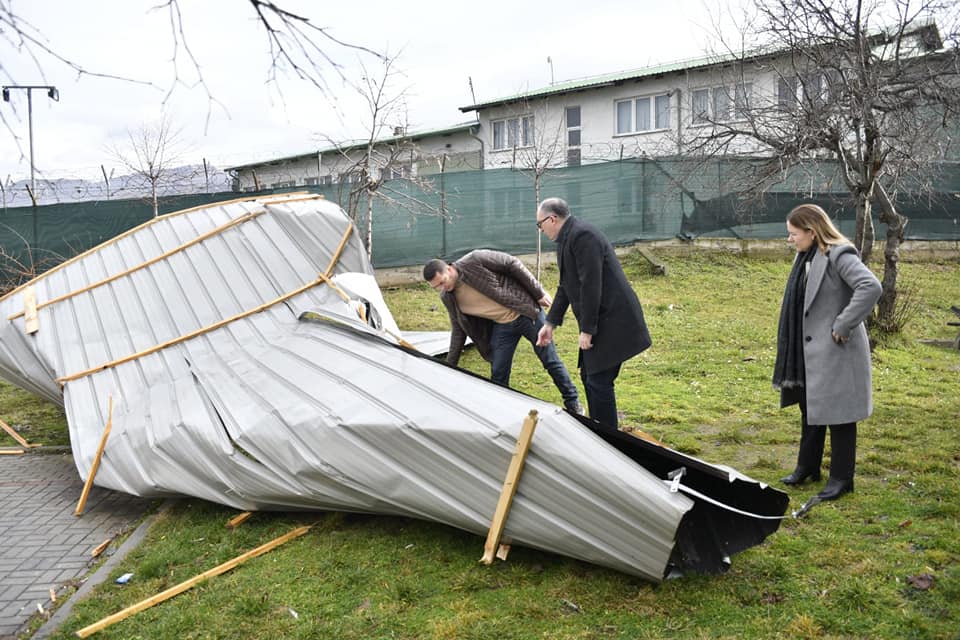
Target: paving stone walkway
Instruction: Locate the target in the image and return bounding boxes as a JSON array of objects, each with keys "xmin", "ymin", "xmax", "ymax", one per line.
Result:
[{"xmin": 0, "ymin": 451, "xmax": 152, "ymax": 639}]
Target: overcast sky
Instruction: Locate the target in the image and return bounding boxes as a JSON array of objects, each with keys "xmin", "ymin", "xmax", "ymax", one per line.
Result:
[{"xmin": 1, "ymin": 0, "xmax": 741, "ymax": 182}]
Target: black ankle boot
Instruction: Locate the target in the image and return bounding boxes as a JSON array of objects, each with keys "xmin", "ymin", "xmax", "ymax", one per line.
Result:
[
  {"xmin": 781, "ymin": 467, "xmax": 821, "ymax": 485},
  {"xmin": 816, "ymin": 477, "xmax": 854, "ymax": 500}
]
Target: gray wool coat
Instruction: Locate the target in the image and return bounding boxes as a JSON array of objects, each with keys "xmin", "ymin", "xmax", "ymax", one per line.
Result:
[{"xmin": 782, "ymin": 244, "xmax": 882, "ymax": 425}]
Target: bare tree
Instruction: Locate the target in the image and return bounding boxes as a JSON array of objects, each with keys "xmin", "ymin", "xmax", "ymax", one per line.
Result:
[
  {"xmin": 505, "ymin": 99, "xmax": 568, "ymax": 278},
  {"xmin": 321, "ymin": 53, "xmax": 442, "ymax": 260},
  {"xmin": 112, "ymin": 116, "xmax": 193, "ymax": 217},
  {"xmin": 684, "ymin": 0, "xmax": 960, "ymax": 331},
  {"xmin": 1, "ymin": 1, "xmax": 381, "ymax": 145}
]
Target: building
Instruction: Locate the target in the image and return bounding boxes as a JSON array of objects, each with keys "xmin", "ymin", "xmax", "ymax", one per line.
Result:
[
  {"xmin": 459, "ymin": 21, "xmax": 944, "ymax": 171},
  {"xmin": 226, "ymin": 121, "xmax": 482, "ymax": 192},
  {"xmin": 227, "ymin": 20, "xmax": 946, "ymax": 195}
]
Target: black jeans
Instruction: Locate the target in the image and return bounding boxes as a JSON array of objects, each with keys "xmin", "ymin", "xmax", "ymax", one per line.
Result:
[{"xmin": 581, "ymin": 362, "xmax": 622, "ymax": 428}]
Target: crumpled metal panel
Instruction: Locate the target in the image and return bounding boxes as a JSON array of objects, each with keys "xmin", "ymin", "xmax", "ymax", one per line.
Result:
[{"xmin": 0, "ymin": 194, "xmax": 787, "ymax": 581}]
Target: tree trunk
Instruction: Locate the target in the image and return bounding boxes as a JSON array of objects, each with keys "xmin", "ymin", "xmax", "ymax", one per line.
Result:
[
  {"xmin": 874, "ymin": 183, "xmax": 906, "ymax": 331},
  {"xmin": 534, "ymin": 174, "xmax": 541, "ymax": 280},
  {"xmin": 854, "ymin": 196, "xmax": 875, "ymax": 263},
  {"xmin": 365, "ymin": 190, "xmax": 373, "ymax": 261},
  {"xmin": 152, "ymin": 182, "xmax": 159, "ymax": 218}
]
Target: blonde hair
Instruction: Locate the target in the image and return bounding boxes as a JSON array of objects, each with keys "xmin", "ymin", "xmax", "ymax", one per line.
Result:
[{"xmin": 786, "ymin": 204, "xmax": 852, "ymax": 253}]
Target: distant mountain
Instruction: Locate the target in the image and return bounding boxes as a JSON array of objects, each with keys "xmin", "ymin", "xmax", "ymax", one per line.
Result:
[{"xmin": 1, "ymin": 164, "xmax": 233, "ymax": 208}]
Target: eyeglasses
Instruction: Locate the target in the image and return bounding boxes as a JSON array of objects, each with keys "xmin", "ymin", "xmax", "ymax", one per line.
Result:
[{"xmin": 536, "ymin": 215, "xmax": 554, "ymax": 230}]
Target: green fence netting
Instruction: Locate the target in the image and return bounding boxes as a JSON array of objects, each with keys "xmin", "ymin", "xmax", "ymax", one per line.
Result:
[{"xmin": 2, "ymin": 158, "xmax": 958, "ymax": 284}]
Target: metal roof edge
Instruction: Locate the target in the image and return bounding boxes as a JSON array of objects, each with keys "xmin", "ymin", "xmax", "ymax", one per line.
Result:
[
  {"xmin": 459, "ymin": 19, "xmax": 944, "ymax": 112},
  {"xmin": 224, "ymin": 121, "xmax": 480, "ymax": 171}
]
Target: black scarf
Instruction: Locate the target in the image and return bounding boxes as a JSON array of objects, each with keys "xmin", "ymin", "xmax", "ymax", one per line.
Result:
[{"xmin": 772, "ymin": 248, "xmax": 816, "ymax": 390}]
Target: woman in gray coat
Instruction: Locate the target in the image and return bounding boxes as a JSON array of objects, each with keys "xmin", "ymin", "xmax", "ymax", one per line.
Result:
[{"xmin": 773, "ymin": 204, "xmax": 882, "ymax": 501}]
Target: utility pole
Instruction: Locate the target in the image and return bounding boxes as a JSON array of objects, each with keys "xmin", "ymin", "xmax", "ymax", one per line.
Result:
[{"xmin": 2, "ymin": 85, "xmax": 60, "ymax": 201}]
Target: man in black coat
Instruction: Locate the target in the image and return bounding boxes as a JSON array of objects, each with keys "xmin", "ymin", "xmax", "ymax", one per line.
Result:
[{"xmin": 535, "ymin": 197, "xmax": 651, "ymax": 427}]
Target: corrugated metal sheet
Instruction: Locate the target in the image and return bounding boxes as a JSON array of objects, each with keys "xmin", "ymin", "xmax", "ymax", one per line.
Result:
[{"xmin": 0, "ymin": 194, "xmax": 787, "ymax": 581}]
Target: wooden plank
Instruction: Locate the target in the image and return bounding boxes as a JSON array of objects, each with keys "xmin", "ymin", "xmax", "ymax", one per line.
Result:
[
  {"xmin": 480, "ymin": 410, "xmax": 539, "ymax": 566},
  {"xmin": 74, "ymin": 525, "xmax": 312, "ymax": 638},
  {"xmin": 0, "ymin": 449, "xmax": 25, "ymax": 455},
  {"xmin": 23, "ymin": 286, "xmax": 39, "ymax": 334},
  {"xmin": 323, "ymin": 223, "xmax": 354, "ymax": 278},
  {"xmin": 57, "ymin": 224, "xmax": 355, "ymax": 385},
  {"xmin": 0, "ymin": 416, "xmax": 32, "ymax": 448},
  {"xmin": 0, "ymin": 194, "xmax": 288, "ymax": 306},
  {"xmin": 74, "ymin": 397, "xmax": 113, "ymax": 517},
  {"xmin": 621, "ymin": 425, "xmax": 664, "ymax": 445},
  {"xmin": 226, "ymin": 512, "xmax": 253, "ymax": 528},
  {"xmin": 636, "ymin": 246, "xmax": 667, "ymax": 276},
  {"xmin": 90, "ymin": 539, "xmax": 112, "ymax": 558},
  {"xmin": 8, "ymin": 211, "xmax": 265, "ymax": 322}
]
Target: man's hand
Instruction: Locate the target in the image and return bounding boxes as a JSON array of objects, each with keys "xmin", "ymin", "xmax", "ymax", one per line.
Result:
[
  {"xmin": 537, "ymin": 293, "xmax": 552, "ymax": 308},
  {"xmin": 536, "ymin": 323, "xmax": 554, "ymax": 347},
  {"xmin": 579, "ymin": 332, "xmax": 594, "ymax": 350}
]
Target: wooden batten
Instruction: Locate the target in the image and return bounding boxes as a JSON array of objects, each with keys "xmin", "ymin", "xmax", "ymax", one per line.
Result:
[
  {"xmin": 0, "ymin": 194, "xmax": 287, "ymax": 306},
  {"xmin": 75, "ymin": 525, "xmax": 312, "ymax": 638},
  {"xmin": 226, "ymin": 512, "xmax": 253, "ymax": 528},
  {"xmin": 23, "ymin": 286, "xmax": 39, "ymax": 334},
  {"xmin": 0, "ymin": 416, "xmax": 37, "ymax": 448},
  {"xmin": 480, "ymin": 410, "xmax": 539, "ymax": 566},
  {"xmin": 74, "ymin": 397, "xmax": 114, "ymax": 517},
  {"xmin": 56, "ymin": 223, "xmax": 356, "ymax": 385},
  {"xmin": 8, "ymin": 211, "xmax": 266, "ymax": 322}
]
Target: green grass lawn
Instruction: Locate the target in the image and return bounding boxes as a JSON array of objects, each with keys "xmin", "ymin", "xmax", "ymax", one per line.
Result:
[{"xmin": 6, "ymin": 251, "xmax": 959, "ymax": 640}]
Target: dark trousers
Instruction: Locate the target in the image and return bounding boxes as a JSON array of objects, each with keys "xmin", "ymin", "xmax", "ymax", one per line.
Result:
[
  {"xmin": 489, "ymin": 310, "xmax": 579, "ymax": 405},
  {"xmin": 797, "ymin": 401, "xmax": 857, "ymax": 481},
  {"xmin": 581, "ymin": 362, "xmax": 622, "ymax": 428}
]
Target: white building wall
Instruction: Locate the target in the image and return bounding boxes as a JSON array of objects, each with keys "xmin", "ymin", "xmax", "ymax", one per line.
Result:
[{"xmin": 475, "ymin": 58, "xmax": 783, "ymax": 169}]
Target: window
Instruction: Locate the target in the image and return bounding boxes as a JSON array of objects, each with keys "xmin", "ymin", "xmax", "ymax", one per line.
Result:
[
  {"xmin": 692, "ymin": 89, "xmax": 710, "ymax": 124},
  {"xmin": 615, "ymin": 94, "xmax": 671, "ymax": 134},
  {"xmin": 566, "ymin": 106, "xmax": 581, "ymax": 167},
  {"xmin": 304, "ymin": 177, "xmax": 319, "ymax": 186},
  {"xmin": 713, "ymin": 88, "xmax": 732, "ymax": 121},
  {"xmin": 388, "ymin": 164, "xmax": 411, "ymax": 180},
  {"xmin": 491, "ymin": 115, "xmax": 534, "ymax": 150},
  {"xmin": 655, "ymin": 95, "xmax": 670, "ymax": 129},
  {"xmin": 778, "ymin": 72, "xmax": 843, "ymax": 113},
  {"xmin": 777, "ymin": 77, "xmax": 798, "ymax": 112},
  {"xmin": 693, "ymin": 84, "xmax": 752, "ymax": 123}
]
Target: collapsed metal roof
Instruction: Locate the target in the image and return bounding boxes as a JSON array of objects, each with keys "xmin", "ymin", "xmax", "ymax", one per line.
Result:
[{"xmin": 0, "ymin": 194, "xmax": 787, "ymax": 581}]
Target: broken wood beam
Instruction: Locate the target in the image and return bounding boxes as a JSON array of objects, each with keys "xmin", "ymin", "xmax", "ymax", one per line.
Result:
[
  {"xmin": 74, "ymin": 525, "xmax": 312, "ymax": 638},
  {"xmin": 0, "ymin": 416, "xmax": 33, "ymax": 448},
  {"xmin": 636, "ymin": 246, "xmax": 667, "ymax": 276},
  {"xmin": 480, "ymin": 410, "xmax": 538, "ymax": 566},
  {"xmin": 74, "ymin": 397, "xmax": 113, "ymax": 517},
  {"xmin": 226, "ymin": 512, "xmax": 253, "ymax": 528}
]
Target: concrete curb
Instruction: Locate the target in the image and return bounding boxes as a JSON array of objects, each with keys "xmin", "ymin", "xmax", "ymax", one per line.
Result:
[{"xmin": 30, "ymin": 500, "xmax": 176, "ymax": 639}]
